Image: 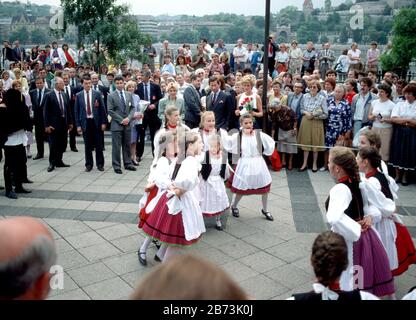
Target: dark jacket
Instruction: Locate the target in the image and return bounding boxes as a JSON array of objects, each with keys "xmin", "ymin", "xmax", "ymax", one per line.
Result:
[
  {"xmin": 183, "ymin": 85, "xmax": 202, "ymax": 128},
  {"xmin": 206, "ymin": 90, "xmax": 233, "ymax": 130},
  {"xmin": 2, "ymin": 89, "xmax": 32, "ymax": 135},
  {"xmin": 43, "ymin": 90, "xmax": 73, "ymax": 130},
  {"xmin": 74, "ymin": 90, "xmax": 107, "ymax": 131},
  {"xmin": 135, "ymin": 81, "xmax": 163, "ymax": 124}
]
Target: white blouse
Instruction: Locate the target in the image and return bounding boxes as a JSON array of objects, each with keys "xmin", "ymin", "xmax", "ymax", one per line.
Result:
[{"xmin": 391, "ymin": 100, "xmax": 416, "ymax": 119}]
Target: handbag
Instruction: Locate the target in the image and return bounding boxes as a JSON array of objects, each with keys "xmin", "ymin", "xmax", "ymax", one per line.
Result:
[
  {"xmin": 270, "ymin": 149, "xmax": 282, "ymax": 171},
  {"xmin": 335, "ymin": 136, "xmax": 352, "ymax": 148}
]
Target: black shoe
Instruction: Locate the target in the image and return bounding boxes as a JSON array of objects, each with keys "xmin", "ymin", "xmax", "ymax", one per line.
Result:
[
  {"xmin": 15, "ymin": 187, "xmax": 32, "ymax": 194},
  {"xmin": 97, "ymin": 166, "xmax": 104, "ymax": 172},
  {"xmin": 231, "ymin": 207, "xmax": 240, "ymax": 218},
  {"xmin": 137, "ymin": 157, "xmax": 142, "ymax": 162},
  {"xmin": 27, "ymin": 154, "xmax": 32, "ymax": 159},
  {"xmin": 312, "ymin": 169, "xmax": 318, "ymax": 173},
  {"xmin": 154, "ymin": 254, "xmax": 162, "ymax": 263},
  {"xmin": 47, "ymin": 165, "xmax": 55, "ymax": 172},
  {"xmin": 85, "ymin": 166, "xmax": 93, "ymax": 172},
  {"xmin": 138, "ymin": 251, "xmax": 147, "ymax": 266},
  {"xmin": 114, "ymin": 169, "xmax": 123, "ymax": 174},
  {"xmin": 262, "ymin": 209, "xmax": 274, "ymax": 221},
  {"xmin": 33, "ymin": 155, "xmax": 43, "ymax": 160},
  {"xmin": 71, "ymin": 148, "xmax": 78, "ymax": 152},
  {"xmin": 22, "ymin": 179, "xmax": 33, "ymax": 184},
  {"xmin": 215, "ymin": 223, "xmax": 223, "ymax": 231},
  {"xmin": 5, "ymin": 191, "xmax": 18, "ymax": 199},
  {"xmin": 152, "ymin": 239, "xmax": 161, "ymax": 250},
  {"xmin": 0, "ymin": 186, "xmax": 4, "ymax": 190},
  {"xmin": 125, "ymin": 166, "xmax": 137, "ymax": 171},
  {"xmin": 56, "ymin": 162, "xmax": 70, "ymax": 168},
  {"xmin": 402, "ymin": 180, "xmax": 409, "ymax": 186}
]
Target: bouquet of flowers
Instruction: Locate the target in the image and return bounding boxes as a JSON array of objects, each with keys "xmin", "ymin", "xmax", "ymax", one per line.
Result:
[{"xmin": 239, "ymin": 96, "xmax": 254, "ymax": 116}]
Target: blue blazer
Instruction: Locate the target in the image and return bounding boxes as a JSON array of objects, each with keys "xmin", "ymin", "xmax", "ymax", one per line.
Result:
[{"xmin": 74, "ymin": 90, "xmax": 107, "ymax": 132}]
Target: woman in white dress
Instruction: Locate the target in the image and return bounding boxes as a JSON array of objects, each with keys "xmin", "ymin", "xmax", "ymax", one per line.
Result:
[
  {"xmin": 142, "ymin": 132, "xmax": 205, "ymax": 262},
  {"xmin": 235, "ymin": 75, "xmax": 263, "ymax": 129},
  {"xmin": 137, "ymin": 131, "xmax": 177, "ymax": 266},
  {"xmin": 224, "ymin": 114, "xmax": 275, "ymax": 221},
  {"xmin": 367, "ymin": 83, "xmax": 395, "ymax": 162},
  {"xmin": 288, "ymin": 231, "xmax": 379, "ymax": 300},
  {"xmin": 326, "ymin": 146, "xmax": 395, "ymax": 297}
]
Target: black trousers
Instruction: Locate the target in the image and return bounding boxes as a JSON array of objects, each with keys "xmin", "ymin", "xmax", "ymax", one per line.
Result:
[
  {"xmin": 83, "ymin": 119, "xmax": 104, "ymax": 168},
  {"xmin": 4, "ymin": 144, "xmax": 26, "ymax": 192},
  {"xmin": 69, "ymin": 125, "xmax": 77, "ymax": 150},
  {"xmin": 136, "ymin": 118, "xmax": 161, "ymax": 158},
  {"xmin": 34, "ymin": 113, "xmax": 45, "ymax": 157},
  {"xmin": 48, "ymin": 119, "xmax": 68, "ymax": 166}
]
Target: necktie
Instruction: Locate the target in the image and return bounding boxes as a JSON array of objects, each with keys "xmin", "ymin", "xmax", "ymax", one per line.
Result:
[
  {"xmin": 94, "ymin": 85, "xmax": 98, "ymax": 91},
  {"xmin": 212, "ymin": 92, "xmax": 217, "ymax": 107},
  {"xmin": 37, "ymin": 89, "xmax": 42, "ymax": 106},
  {"xmin": 119, "ymin": 91, "xmax": 126, "ymax": 111},
  {"xmin": 86, "ymin": 91, "xmax": 92, "ymax": 116},
  {"xmin": 65, "ymin": 86, "xmax": 69, "ymax": 97},
  {"xmin": 144, "ymin": 84, "xmax": 149, "ymax": 101},
  {"xmin": 72, "ymin": 78, "xmax": 75, "ymax": 87},
  {"xmin": 58, "ymin": 92, "xmax": 64, "ymax": 116}
]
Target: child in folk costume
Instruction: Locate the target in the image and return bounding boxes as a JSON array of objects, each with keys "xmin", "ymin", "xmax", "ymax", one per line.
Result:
[
  {"xmin": 224, "ymin": 114, "xmax": 275, "ymax": 221},
  {"xmin": 198, "ymin": 111, "xmax": 217, "ymax": 152},
  {"xmin": 288, "ymin": 231, "xmax": 379, "ymax": 300},
  {"xmin": 326, "ymin": 147, "xmax": 395, "ymax": 297},
  {"xmin": 200, "ymin": 134, "xmax": 229, "ymax": 231},
  {"xmin": 152, "ymin": 105, "xmax": 189, "ymax": 167},
  {"xmin": 359, "ymin": 130, "xmax": 416, "ymax": 276},
  {"xmin": 137, "ymin": 132, "xmax": 178, "ymax": 266},
  {"xmin": 142, "ymin": 132, "xmax": 206, "ymax": 262},
  {"xmin": 357, "ymin": 147, "xmax": 398, "ymax": 271}
]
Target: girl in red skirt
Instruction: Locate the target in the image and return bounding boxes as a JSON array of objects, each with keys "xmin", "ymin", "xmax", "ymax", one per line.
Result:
[
  {"xmin": 142, "ymin": 131, "xmax": 205, "ymax": 262},
  {"xmin": 223, "ymin": 114, "xmax": 275, "ymax": 221},
  {"xmin": 138, "ymin": 132, "xmax": 178, "ymax": 266}
]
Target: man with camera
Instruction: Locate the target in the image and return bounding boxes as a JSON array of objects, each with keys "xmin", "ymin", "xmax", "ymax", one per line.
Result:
[{"xmin": 191, "ymin": 44, "xmax": 210, "ymax": 70}]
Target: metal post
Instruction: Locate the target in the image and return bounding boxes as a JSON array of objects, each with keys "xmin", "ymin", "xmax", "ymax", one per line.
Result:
[{"xmin": 262, "ymin": 0, "xmax": 271, "ymax": 132}]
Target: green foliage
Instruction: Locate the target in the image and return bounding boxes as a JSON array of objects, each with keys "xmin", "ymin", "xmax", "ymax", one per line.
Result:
[
  {"xmin": 381, "ymin": 8, "xmax": 416, "ymax": 75},
  {"xmin": 30, "ymin": 28, "xmax": 53, "ymax": 44},
  {"xmin": 9, "ymin": 27, "xmax": 29, "ymax": 44},
  {"xmin": 61, "ymin": 0, "xmax": 148, "ymax": 67},
  {"xmin": 325, "ymin": 0, "xmax": 332, "ymax": 12}
]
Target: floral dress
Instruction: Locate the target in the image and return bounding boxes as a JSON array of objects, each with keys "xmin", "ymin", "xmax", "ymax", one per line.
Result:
[{"xmin": 325, "ymin": 97, "xmax": 352, "ymax": 147}]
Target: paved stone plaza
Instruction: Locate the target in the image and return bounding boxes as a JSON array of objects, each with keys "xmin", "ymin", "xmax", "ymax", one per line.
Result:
[{"xmin": 0, "ymin": 134, "xmax": 415, "ymax": 300}]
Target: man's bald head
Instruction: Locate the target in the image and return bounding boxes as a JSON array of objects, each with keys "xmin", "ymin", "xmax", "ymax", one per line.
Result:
[{"xmin": 0, "ymin": 217, "xmax": 56, "ymax": 300}]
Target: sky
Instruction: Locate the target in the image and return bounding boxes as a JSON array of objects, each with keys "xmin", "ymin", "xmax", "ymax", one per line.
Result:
[{"xmin": 29, "ymin": 0, "xmax": 346, "ymax": 16}]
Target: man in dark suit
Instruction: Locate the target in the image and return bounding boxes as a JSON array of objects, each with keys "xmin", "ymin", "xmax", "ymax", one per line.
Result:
[
  {"xmin": 91, "ymin": 73, "xmax": 109, "ymax": 112},
  {"xmin": 2, "ymin": 40, "xmax": 13, "ymax": 70},
  {"xmin": 184, "ymin": 73, "xmax": 203, "ymax": 129},
  {"xmin": 63, "ymin": 72, "xmax": 81, "ymax": 152},
  {"xmin": 12, "ymin": 40, "xmax": 25, "ymax": 63},
  {"xmin": 43, "ymin": 77, "xmax": 73, "ymax": 172},
  {"xmin": 29, "ymin": 77, "xmax": 51, "ymax": 160},
  {"xmin": 108, "ymin": 76, "xmax": 136, "ymax": 174},
  {"xmin": 262, "ymin": 36, "xmax": 277, "ymax": 77},
  {"xmin": 29, "ymin": 68, "xmax": 52, "ymax": 91},
  {"xmin": 74, "ymin": 75, "xmax": 107, "ymax": 172},
  {"xmin": 206, "ymin": 76, "xmax": 233, "ymax": 130},
  {"xmin": 135, "ymin": 71, "xmax": 163, "ymax": 159}
]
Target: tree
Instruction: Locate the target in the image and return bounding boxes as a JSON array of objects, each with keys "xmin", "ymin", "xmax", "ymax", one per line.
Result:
[
  {"xmin": 325, "ymin": 0, "xmax": 332, "ymax": 12},
  {"xmin": 320, "ymin": 35, "xmax": 329, "ymax": 44},
  {"xmin": 381, "ymin": 8, "xmax": 416, "ymax": 76},
  {"xmin": 61, "ymin": 0, "xmax": 146, "ymax": 69},
  {"xmin": 30, "ymin": 28, "xmax": 52, "ymax": 44},
  {"xmin": 339, "ymin": 28, "xmax": 349, "ymax": 44},
  {"xmin": 251, "ymin": 16, "xmax": 265, "ymax": 29},
  {"xmin": 10, "ymin": 27, "xmax": 30, "ymax": 44}
]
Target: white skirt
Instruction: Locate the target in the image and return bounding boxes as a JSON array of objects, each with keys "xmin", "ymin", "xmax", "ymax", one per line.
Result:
[
  {"xmin": 374, "ymin": 218, "xmax": 398, "ymax": 270},
  {"xmin": 232, "ymin": 156, "xmax": 272, "ymax": 190},
  {"xmin": 199, "ymin": 175, "xmax": 229, "ymax": 216}
]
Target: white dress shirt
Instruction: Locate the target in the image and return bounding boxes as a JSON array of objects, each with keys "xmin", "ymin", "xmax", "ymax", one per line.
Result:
[{"xmin": 84, "ymin": 90, "xmax": 94, "ymax": 119}]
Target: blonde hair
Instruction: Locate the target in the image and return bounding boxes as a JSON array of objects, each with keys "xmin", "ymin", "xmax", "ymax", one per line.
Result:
[
  {"xmin": 166, "ymin": 82, "xmax": 179, "ymax": 92},
  {"xmin": 12, "ymin": 79, "xmax": 22, "ymax": 89},
  {"xmin": 125, "ymin": 80, "xmax": 137, "ymax": 91},
  {"xmin": 199, "ymin": 111, "xmax": 215, "ymax": 129},
  {"xmin": 240, "ymin": 75, "xmax": 255, "ymax": 87},
  {"xmin": 13, "ymin": 68, "xmax": 21, "ymax": 76},
  {"xmin": 130, "ymin": 254, "xmax": 247, "ymax": 300}
]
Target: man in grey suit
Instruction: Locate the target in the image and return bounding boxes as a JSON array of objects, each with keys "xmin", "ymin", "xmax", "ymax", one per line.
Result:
[
  {"xmin": 183, "ymin": 73, "xmax": 202, "ymax": 129},
  {"xmin": 107, "ymin": 76, "xmax": 136, "ymax": 174}
]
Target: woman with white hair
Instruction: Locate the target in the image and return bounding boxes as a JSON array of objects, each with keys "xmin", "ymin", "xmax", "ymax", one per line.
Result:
[{"xmin": 158, "ymin": 82, "xmax": 185, "ymax": 122}]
